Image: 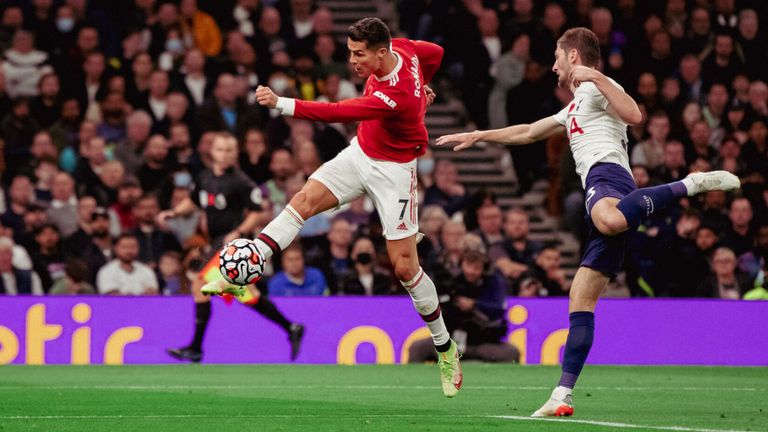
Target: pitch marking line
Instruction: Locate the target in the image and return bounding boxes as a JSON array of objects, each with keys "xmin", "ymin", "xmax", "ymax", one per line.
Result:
[
  {"xmin": 0, "ymin": 413, "xmax": 755, "ymax": 432},
  {"xmin": 0, "ymin": 384, "xmax": 762, "ymax": 392},
  {"xmin": 493, "ymin": 415, "xmax": 752, "ymax": 432}
]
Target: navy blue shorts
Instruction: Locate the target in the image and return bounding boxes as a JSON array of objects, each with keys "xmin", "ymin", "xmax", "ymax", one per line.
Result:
[{"xmin": 581, "ymin": 163, "xmax": 637, "ymax": 278}]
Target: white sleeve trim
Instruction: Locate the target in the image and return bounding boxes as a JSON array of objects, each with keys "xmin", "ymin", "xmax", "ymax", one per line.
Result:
[{"xmin": 275, "ymin": 97, "xmax": 296, "ymax": 116}]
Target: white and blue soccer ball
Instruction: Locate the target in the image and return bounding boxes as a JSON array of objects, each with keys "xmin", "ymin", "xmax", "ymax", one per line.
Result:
[{"xmin": 219, "ymin": 239, "xmax": 264, "ymax": 285}]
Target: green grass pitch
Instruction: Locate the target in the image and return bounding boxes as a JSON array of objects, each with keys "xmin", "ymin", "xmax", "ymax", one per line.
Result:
[{"xmin": 0, "ymin": 364, "xmax": 766, "ymax": 431}]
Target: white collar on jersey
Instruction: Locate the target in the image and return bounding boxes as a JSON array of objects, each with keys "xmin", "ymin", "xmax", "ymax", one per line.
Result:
[{"xmin": 374, "ymin": 51, "xmax": 402, "ymax": 84}]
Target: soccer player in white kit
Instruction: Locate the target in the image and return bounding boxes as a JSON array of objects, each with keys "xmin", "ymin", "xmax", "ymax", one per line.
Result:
[{"xmin": 437, "ymin": 27, "xmax": 740, "ymax": 416}]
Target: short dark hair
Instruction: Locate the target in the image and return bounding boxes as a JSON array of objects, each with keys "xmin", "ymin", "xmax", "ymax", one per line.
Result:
[
  {"xmin": 65, "ymin": 258, "xmax": 89, "ymax": 283},
  {"xmin": 348, "ymin": 17, "xmax": 391, "ymax": 50},
  {"xmin": 557, "ymin": 27, "xmax": 601, "ymax": 67}
]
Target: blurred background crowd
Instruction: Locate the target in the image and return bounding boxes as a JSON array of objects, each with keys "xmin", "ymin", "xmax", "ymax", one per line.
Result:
[{"xmin": 0, "ymin": 0, "xmax": 766, "ymax": 310}]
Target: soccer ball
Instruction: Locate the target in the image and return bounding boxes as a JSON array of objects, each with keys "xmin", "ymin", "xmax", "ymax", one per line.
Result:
[{"xmin": 219, "ymin": 239, "xmax": 264, "ymax": 285}]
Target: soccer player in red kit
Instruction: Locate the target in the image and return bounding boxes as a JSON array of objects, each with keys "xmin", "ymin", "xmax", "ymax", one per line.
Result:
[{"xmin": 208, "ymin": 17, "xmax": 462, "ymax": 397}]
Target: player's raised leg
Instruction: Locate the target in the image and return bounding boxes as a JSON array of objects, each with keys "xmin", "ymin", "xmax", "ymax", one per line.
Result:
[
  {"xmin": 591, "ymin": 171, "xmax": 740, "ymax": 236},
  {"xmin": 387, "ymin": 236, "xmax": 462, "ymax": 397},
  {"xmin": 254, "ymin": 179, "xmax": 339, "ymax": 262}
]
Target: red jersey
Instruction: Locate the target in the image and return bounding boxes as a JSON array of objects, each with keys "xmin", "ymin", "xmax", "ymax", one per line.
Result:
[{"xmin": 283, "ymin": 38, "xmax": 444, "ymax": 163}]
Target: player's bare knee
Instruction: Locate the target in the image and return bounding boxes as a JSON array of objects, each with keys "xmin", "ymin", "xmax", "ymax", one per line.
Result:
[
  {"xmin": 394, "ymin": 261, "xmax": 419, "ymax": 283},
  {"xmin": 594, "ymin": 212, "xmax": 626, "ymax": 236},
  {"xmin": 288, "ymin": 190, "xmax": 314, "ymax": 216}
]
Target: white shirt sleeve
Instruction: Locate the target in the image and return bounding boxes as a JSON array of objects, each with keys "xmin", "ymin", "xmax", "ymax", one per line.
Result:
[
  {"xmin": 275, "ymin": 97, "xmax": 296, "ymax": 116},
  {"xmin": 96, "ymin": 265, "xmax": 117, "ymax": 294},
  {"xmin": 144, "ymin": 267, "xmax": 159, "ymax": 291},
  {"xmin": 552, "ymin": 105, "xmax": 569, "ymax": 126}
]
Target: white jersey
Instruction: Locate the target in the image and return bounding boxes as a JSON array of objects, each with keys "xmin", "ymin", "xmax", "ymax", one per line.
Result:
[{"xmin": 552, "ymin": 78, "xmax": 632, "ymax": 187}]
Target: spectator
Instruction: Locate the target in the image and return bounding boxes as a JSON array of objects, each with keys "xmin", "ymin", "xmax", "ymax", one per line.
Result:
[
  {"xmin": 631, "ymin": 111, "xmax": 670, "ymax": 169},
  {"xmin": 30, "ymin": 72, "xmax": 62, "ymax": 128},
  {"xmin": 423, "ymin": 160, "xmax": 467, "ymax": 217},
  {"xmin": 131, "ymin": 194, "xmax": 181, "ymax": 269},
  {"xmin": 490, "ymin": 207, "xmax": 543, "ymax": 284},
  {"xmin": 685, "ymin": 120, "xmax": 716, "ymax": 164},
  {"xmin": 651, "ymin": 141, "xmax": 688, "ymax": 184},
  {"xmin": 65, "ymin": 204, "xmax": 112, "ymax": 285},
  {"xmin": 157, "ymin": 251, "xmax": 188, "ymax": 295},
  {"xmin": 138, "ymin": 134, "xmax": 174, "ymax": 193},
  {"xmin": 142, "ymin": 70, "xmax": 171, "ymax": 129},
  {"xmin": 678, "ymin": 54, "xmax": 704, "ymax": 105},
  {"xmin": 2, "ymin": 175, "xmax": 35, "ymax": 234},
  {"xmin": 31, "ymin": 159, "xmax": 57, "ymax": 206},
  {"xmin": 198, "ymin": 73, "xmax": 263, "ymax": 136},
  {"xmin": 683, "ymin": 7, "xmax": 712, "ymax": 57},
  {"xmin": 0, "ymin": 236, "xmax": 43, "ymax": 295},
  {"xmin": 73, "ymin": 135, "xmax": 108, "ymax": 195},
  {"xmin": 46, "ymin": 172, "xmax": 79, "ymax": 237},
  {"xmin": 2, "ymin": 98, "xmax": 41, "ymax": 179},
  {"xmin": 720, "ymin": 197, "xmax": 754, "ymax": 257},
  {"xmin": 429, "ymin": 220, "xmax": 468, "ymax": 286},
  {"xmin": 176, "ymin": 49, "xmax": 211, "ymax": 107},
  {"xmin": 114, "ymin": 110, "xmax": 153, "ymax": 176},
  {"xmin": 699, "ymin": 190, "xmax": 730, "ymax": 232},
  {"xmin": 525, "ymin": 244, "xmax": 568, "ymax": 297},
  {"xmin": 261, "ymin": 148, "xmax": 299, "ymax": 214},
  {"xmin": 30, "ymin": 223, "xmax": 66, "ymax": 293},
  {"xmin": 696, "ymin": 247, "xmax": 753, "ymax": 298},
  {"xmin": 268, "ymin": 243, "xmax": 327, "ymax": 296},
  {"xmin": 737, "ymin": 9, "xmax": 767, "ymax": 81},
  {"xmin": 701, "ymin": 33, "xmax": 742, "ymax": 87},
  {"xmin": 49, "ymin": 258, "xmax": 96, "ymax": 295},
  {"xmin": 2, "ymin": 30, "xmax": 53, "ymax": 98},
  {"xmin": 97, "ymin": 91, "xmax": 129, "ymax": 144},
  {"xmin": 75, "ymin": 51, "xmax": 108, "ymax": 120},
  {"xmin": 306, "ymin": 217, "xmax": 353, "ymax": 292},
  {"xmin": 473, "ymin": 204, "xmax": 504, "ymax": 250},
  {"xmin": 239, "ymin": 128, "xmax": 271, "ymax": 185},
  {"xmin": 109, "ymin": 177, "xmax": 143, "ymax": 233},
  {"xmin": 338, "ymin": 235, "xmax": 394, "ymax": 296},
  {"xmin": 180, "ymin": 0, "xmax": 222, "ymax": 57},
  {"xmin": 126, "ymin": 52, "xmax": 153, "ymax": 107},
  {"xmin": 409, "ymin": 250, "xmax": 518, "ymax": 363},
  {"xmin": 335, "ymin": 196, "xmax": 372, "ymax": 231},
  {"xmin": 159, "ymin": 173, "xmax": 202, "ymax": 245},
  {"xmin": 97, "ymin": 233, "xmax": 159, "ymax": 295}
]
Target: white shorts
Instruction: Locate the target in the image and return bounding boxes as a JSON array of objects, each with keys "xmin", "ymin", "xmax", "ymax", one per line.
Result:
[{"xmin": 310, "ymin": 138, "xmax": 418, "ymax": 240}]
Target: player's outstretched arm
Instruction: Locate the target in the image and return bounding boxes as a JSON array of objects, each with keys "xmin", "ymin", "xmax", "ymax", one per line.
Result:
[
  {"xmin": 436, "ymin": 117, "xmax": 563, "ymax": 151},
  {"xmin": 570, "ymin": 66, "xmax": 642, "ymax": 125},
  {"xmin": 256, "ymin": 85, "xmax": 398, "ymax": 123}
]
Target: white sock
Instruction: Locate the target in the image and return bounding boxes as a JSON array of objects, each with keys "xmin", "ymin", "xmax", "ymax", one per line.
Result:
[
  {"xmin": 401, "ymin": 268, "xmax": 450, "ymax": 347},
  {"xmin": 255, "ymin": 205, "xmax": 304, "ymax": 259}
]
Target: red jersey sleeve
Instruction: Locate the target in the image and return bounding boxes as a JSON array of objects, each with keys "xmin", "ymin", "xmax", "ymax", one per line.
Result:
[
  {"xmin": 292, "ymin": 90, "xmax": 404, "ymax": 123},
  {"xmin": 412, "ymin": 40, "xmax": 444, "ymax": 83}
]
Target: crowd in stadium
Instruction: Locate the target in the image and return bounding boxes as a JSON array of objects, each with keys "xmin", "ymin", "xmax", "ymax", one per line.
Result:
[{"xmin": 0, "ymin": 0, "xmax": 766, "ymax": 301}]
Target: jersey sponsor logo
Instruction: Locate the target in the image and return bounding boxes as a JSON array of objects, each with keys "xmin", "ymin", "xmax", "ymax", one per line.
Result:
[
  {"xmin": 199, "ymin": 191, "xmax": 227, "ymax": 210},
  {"xmin": 373, "ymin": 91, "xmax": 397, "ymax": 109},
  {"xmin": 409, "ymin": 55, "xmax": 422, "ymax": 97}
]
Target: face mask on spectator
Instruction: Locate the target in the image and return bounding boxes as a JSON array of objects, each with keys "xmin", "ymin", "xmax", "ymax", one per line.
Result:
[
  {"xmin": 57, "ymin": 18, "xmax": 75, "ymax": 33},
  {"xmin": 269, "ymin": 77, "xmax": 290, "ymax": 94},
  {"xmin": 418, "ymin": 158, "xmax": 435, "ymax": 176},
  {"xmin": 165, "ymin": 38, "xmax": 184, "ymax": 55},
  {"xmin": 355, "ymin": 253, "xmax": 373, "ymax": 265}
]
